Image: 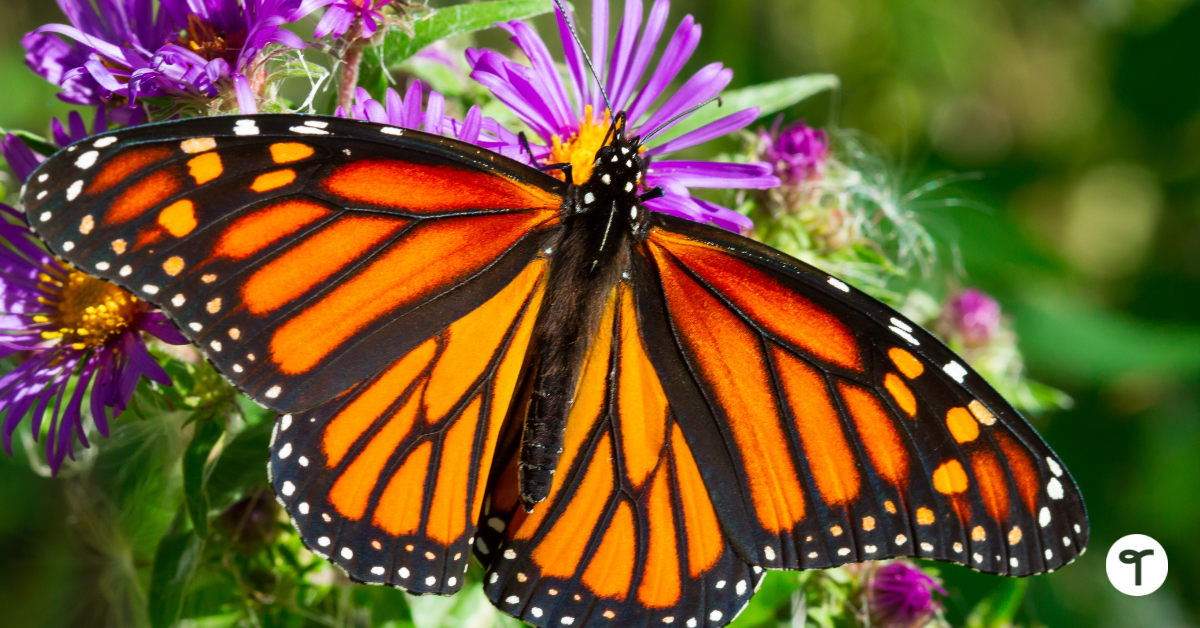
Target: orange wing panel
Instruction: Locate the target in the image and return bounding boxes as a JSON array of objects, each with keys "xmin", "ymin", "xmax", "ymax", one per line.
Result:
[
  {"xmin": 582, "ymin": 501, "xmax": 637, "ymax": 600},
  {"xmin": 426, "ymin": 396, "xmax": 484, "ymax": 544},
  {"xmin": 671, "ymin": 424, "xmax": 723, "ymax": 578},
  {"xmin": 213, "ymin": 200, "xmax": 334, "ymax": 260},
  {"xmin": 329, "ymin": 391, "xmax": 422, "ymax": 519},
  {"xmin": 321, "ymin": 159, "xmax": 561, "ymax": 214},
  {"xmin": 617, "ymin": 288, "xmax": 669, "ymax": 489},
  {"xmin": 373, "ymin": 441, "xmax": 434, "ymax": 536},
  {"xmin": 652, "ymin": 250, "xmax": 806, "ymax": 533},
  {"xmin": 88, "ymin": 146, "xmax": 174, "ymax": 195},
  {"xmin": 773, "ymin": 348, "xmax": 861, "ymax": 506},
  {"xmin": 106, "ymin": 169, "xmax": 183, "ymax": 225},
  {"xmin": 637, "ymin": 466, "xmax": 682, "ymax": 608},
  {"xmin": 650, "ymin": 230, "xmax": 861, "ymax": 371},
  {"xmin": 243, "ymin": 214, "xmax": 410, "ymax": 316},
  {"xmin": 838, "ymin": 382, "xmax": 910, "ymax": 487},
  {"xmin": 995, "ymin": 431, "xmax": 1040, "ymax": 516},
  {"xmin": 270, "ymin": 211, "xmax": 551, "ymax": 376},
  {"xmin": 531, "ymin": 434, "xmax": 616, "ymax": 579}
]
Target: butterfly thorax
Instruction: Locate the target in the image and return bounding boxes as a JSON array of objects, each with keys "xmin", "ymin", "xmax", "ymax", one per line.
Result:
[{"xmin": 517, "ymin": 127, "xmax": 649, "ymax": 511}]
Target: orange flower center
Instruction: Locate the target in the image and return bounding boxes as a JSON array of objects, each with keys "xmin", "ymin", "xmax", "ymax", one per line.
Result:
[
  {"xmin": 177, "ymin": 15, "xmax": 247, "ymax": 66},
  {"xmin": 36, "ymin": 270, "xmax": 144, "ymax": 350},
  {"xmin": 547, "ymin": 106, "xmax": 612, "ymax": 186}
]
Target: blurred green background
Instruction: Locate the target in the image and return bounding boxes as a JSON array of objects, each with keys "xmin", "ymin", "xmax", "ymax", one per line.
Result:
[{"xmin": 2, "ymin": 0, "xmax": 1199, "ymax": 626}]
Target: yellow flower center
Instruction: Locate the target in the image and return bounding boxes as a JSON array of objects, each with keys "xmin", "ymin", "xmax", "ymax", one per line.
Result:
[
  {"xmin": 547, "ymin": 106, "xmax": 612, "ymax": 186},
  {"xmin": 36, "ymin": 270, "xmax": 144, "ymax": 351},
  {"xmin": 178, "ymin": 15, "xmax": 247, "ymax": 66}
]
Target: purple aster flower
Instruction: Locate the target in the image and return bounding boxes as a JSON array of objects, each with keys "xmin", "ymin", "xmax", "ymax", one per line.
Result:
[
  {"xmin": 336, "ymin": 82, "xmax": 522, "ymax": 148},
  {"xmin": 0, "ymin": 206, "xmax": 188, "ymax": 473},
  {"xmin": 312, "ymin": 0, "xmax": 391, "ymax": 39},
  {"xmin": 24, "ymin": 0, "xmax": 322, "ymax": 118},
  {"xmin": 2, "ymin": 108, "xmax": 109, "ymax": 184},
  {"xmin": 760, "ymin": 117, "xmax": 828, "ymax": 184},
  {"xmin": 868, "ymin": 561, "xmax": 946, "ymax": 628},
  {"xmin": 466, "ymin": 0, "xmax": 779, "ymax": 232},
  {"xmin": 945, "ymin": 288, "xmax": 1002, "ymax": 348}
]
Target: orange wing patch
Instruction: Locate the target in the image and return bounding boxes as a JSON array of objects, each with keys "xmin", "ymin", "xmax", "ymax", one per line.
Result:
[
  {"xmin": 269, "ymin": 211, "xmax": 552, "ymax": 375},
  {"xmin": 582, "ymin": 502, "xmax": 637, "ymax": 599},
  {"xmin": 87, "ymin": 146, "xmax": 174, "ymax": 195},
  {"xmin": 617, "ymin": 289, "xmax": 669, "ymax": 489},
  {"xmin": 532, "ymin": 434, "xmax": 616, "ymax": 578},
  {"xmin": 106, "ymin": 169, "xmax": 182, "ymax": 225},
  {"xmin": 649, "ymin": 230, "xmax": 861, "ymax": 371},
  {"xmin": 838, "ymin": 382, "xmax": 910, "ymax": 487},
  {"xmin": 321, "ymin": 160, "xmax": 561, "ymax": 214},
  {"xmin": 652, "ymin": 250, "xmax": 806, "ymax": 533},
  {"xmin": 213, "ymin": 199, "xmax": 334, "ymax": 261},
  {"xmin": 638, "ymin": 466, "xmax": 682, "ymax": 608}
]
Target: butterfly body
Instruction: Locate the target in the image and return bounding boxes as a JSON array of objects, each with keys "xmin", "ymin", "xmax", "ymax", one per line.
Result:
[
  {"xmin": 519, "ymin": 121, "xmax": 649, "ymax": 510},
  {"xmin": 21, "ymin": 113, "xmax": 1087, "ymax": 628}
]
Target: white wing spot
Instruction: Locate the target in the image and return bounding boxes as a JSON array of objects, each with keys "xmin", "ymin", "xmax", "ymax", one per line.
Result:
[
  {"xmin": 425, "ymin": 576, "xmax": 436, "ymax": 586},
  {"xmin": 974, "ymin": 553, "xmax": 984, "ymax": 563},
  {"xmin": 920, "ymin": 542, "xmax": 934, "ymax": 552},
  {"xmin": 298, "ymin": 502, "xmax": 309, "ymax": 514},
  {"xmin": 96, "ymin": 262, "xmax": 111, "ymax": 271},
  {"xmin": 37, "ymin": 191, "xmax": 47, "ymax": 200},
  {"xmin": 602, "ymin": 174, "xmax": 611, "ymax": 184},
  {"xmin": 341, "ymin": 547, "xmax": 353, "ymax": 559},
  {"xmin": 62, "ymin": 241, "xmax": 75, "ymax": 252},
  {"xmin": 736, "ymin": 580, "xmax": 747, "ymax": 595},
  {"xmin": 371, "ymin": 566, "xmax": 385, "ymax": 576},
  {"xmin": 890, "ymin": 325, "xmax": 920, "ymax": 345},
  {"xmin": 865, "ymin": 545, "xmax": 877, "ymax": 553},
  {"xmin": 531, "ymin": 608, "xmax": 543, "ymax": 618},
  {"xmin": 304, "ymin": 120, "xmax": 329, "ymax": 129},
  {"xmin": 828, "ymin": 277, "xmax": 850, "ymax": 292},
  {"xmin": 1047, "ymin": 457, "xmax": 1063, "ymax": 477},
  {"xmin": 1048, "ymin": 478, "xmax": 1064, "ymax": 500},
  {"xmin": 290, "ymin": 125, "xmax": 329, "ymax": 135},
  {"xmin": 232, "ymin": 364, "xmax": 243, "ymax": 373},
  {"xmin": 715, "ymin": 580, "xmax": 725, "ymax": 589},
  {"xmin": 505, "ymin": 596, "xmax": 519, "ymax": 605},
  {"xmin": 171, "ymin": 294, "xmax": 185, "ymax": 307},
  {"xmin": 281, "ymin": 481, "xmax": 295, "ymax": 496},
  {"xmin": 381, "ymin": 126, "xmax": 404, "ymax": 136},
  {"xmin": 266, "ymin": 386, "xmax": 282, "ymax": 399},
  {"xmin": 75, "ymin": 151, "xmax": 99, "ymax": 169},
  {"xmin": 625, "ymin": 181, "xmax": 633, "ymax": 192},
  {"xmin": 763, "ymin": 546, "xmax": 776, "ymax": 561},
  {"xmin": 447, "ymin": 577, "xmax": 456, "ymax": 587},
  {"xmin": 1063, "ymin": 536, "xmax": 1071, "ymax": 547},
  {"xmin": 584, "ymin": 192, "xmax": 595, "ymax": 204},
  {"xmin": 94, "ymin": 137, "xmax": 118, "ymax": 148},
  {"xmin": 807, "ymin": 551, "xmax": 818, "ymax": 558},
  {"xmin": 318, "ymin": 536, "xmax": 330, "ymax": 547},
  {"xmin": 281, "ymin": 415, "xmax": 292, "ymax": 431},
  {"xmin": 37, "ymin": 173, "xmax": 49, "ymax": 182},
  {"xmin": 837, "ymin": 547, "xmax": 851, "ymax": 556},
  {"xmin": 889, "ymin": 317, "xmax": 913, "ymax": 332},
  {"xmin": 234, "ymin": 120, "xmax": 260, "ymax": 135},
  {"xmin": 39, "ymin": 211, "xmax": 51, "ymax": 222},
  {"xmin": 1074, "ymin": 524, "xmax": 1081, "ymax": 533},
  {"xmin": 210, "ymin": 340, "xmax": 222, "ymax": 352},
  {"xmin": 943, "ymin": 361, "xmax": 968, "ymax": 383},
  {"xmin": 686, "ymin": 619, "xmax": 698, "ymax": 627},
  {"xmin": 298, "ymin": 456, "xmax": 309, "ymax": 467},
  {"xmin": 561, "ymin": 618, "xmax": 574, "ymax": 626},
  {"xmin": 279, "ymin": 443, "xmax": 292, "ymax": 459},
  {"xmin": 488, "ymin": 572, "xmax": 498, "ymax": 584},
  {"xmin": 1045, "ymin": 549, "xmax": 1054, "ymax": 560},
  {"xmin": 399, "ymin": 567, "xmax": 410, "ymax": 578},
  {"xmin": 189, "ymin": 322, "xmax": 202, "ymax": 332},
  {"xmin": 1040, "ymin": 507, "xmax": 1052, "ymax": 527},
  {"xmin": 142, "ymin": 284, "xmax": 158, "ymax": 295},
  {"xmin": 953, "ymin": 542, "xmax": 963, "ymax": 553},
  {"xmin": 895, "ymin": 534, "xmax": 908, "ymax": 545},
  {"xmin": 1010, "ymin": 557, "xmax": 1019, "ymax": 568},
  {"xmin": 487, "ymin": 517, "xmax": 505, "ymax": 532},
  {"xmin": 475, "ymin": 538, "xmax": 489, "ymax": 554},
  {"xmin": 120, "ymin": 266, "xmax": 132, "ymax": 277},
  {"xmin": 504, "ymin": 549, "xmax": 517, "ymax": 559},
  {"xmin": 709, "ymin": 611, "xmax": 722, "ymax": 622}
]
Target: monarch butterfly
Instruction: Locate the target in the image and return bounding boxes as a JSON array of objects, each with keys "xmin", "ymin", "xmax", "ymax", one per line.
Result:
[{"xmin": 20, "ymin": 108, "xmax": 1087, "ymax": 627}]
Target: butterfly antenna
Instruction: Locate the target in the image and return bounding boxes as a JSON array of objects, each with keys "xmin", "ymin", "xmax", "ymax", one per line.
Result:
[
  {"xmin": 552, "ymin": 0, "xmax": 613, "ymax": 118},
  {"xmin": 640, "ymin": 96, "xmax": 723, "ymax": 144}
]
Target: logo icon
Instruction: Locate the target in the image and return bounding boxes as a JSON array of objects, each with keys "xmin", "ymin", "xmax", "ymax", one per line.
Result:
[{"xmin": 1106, "ymin": 534, "xmax": 1168, "ymax": 596}]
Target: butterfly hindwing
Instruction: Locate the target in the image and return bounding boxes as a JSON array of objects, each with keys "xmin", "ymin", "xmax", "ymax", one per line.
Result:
[
  {"xmin": 477, "ymin": 283, "xmax": 764, "ymax": 628},
  {"xmin": 639, "ymin": 214, "xmax": 1088, "ymax": 577},
  {"xmin": 268, "ymin": 255, "xmax": 548, "ymax": 591},
  {"xmin": 22, "ymin": 115, "xmax": 564, "ymax": 410}
]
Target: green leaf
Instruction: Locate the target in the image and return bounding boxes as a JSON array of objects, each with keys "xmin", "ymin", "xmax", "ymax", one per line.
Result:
[
  {"xmin": 966, "ymin": 578, "xmax": 1028, "ymax": 628},
  {"xmin": 381, "ymin": 0, "xmax": 555, "ymax": 68},
  {"xmin": 205, "ymin": 420, "xmax": 271, "ymax": 510},
  {"xmin": 649, "ymin": 74, "xmax": 840, "ymax": 146},
  {"xmin": 358, "ymin": 0, "xmax": 555, "ymax": 101},
  {"xmin": 148, "ymin": 528, "xmax": 205, "ymax": 628},
  {"xmin": 182, "ymin": 416, "xmax": 224, "ymax": 539}
]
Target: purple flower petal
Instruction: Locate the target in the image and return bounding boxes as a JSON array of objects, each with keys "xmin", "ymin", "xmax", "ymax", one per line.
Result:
[
  {"xmin": 612, "ymin": 0, "xmax": 669, "ymax": 111},
  {"xmin": 648, "ymin": 160, "xmax": 778, "ymax": 188},
  {"xmin": 233, "ymin": 74, "xmax": 257, "ymax": 114},
  {"xmin": 640, "ymin": 63, "xmax": 731, "ymax": 136},
  {"xmin": 625, "ymin": 14, "xmax": 700, "ymax": 125}
]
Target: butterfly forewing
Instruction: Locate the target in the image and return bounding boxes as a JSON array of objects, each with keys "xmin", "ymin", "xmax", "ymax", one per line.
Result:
[
  {"xmin": 639, "ymin": 214, "xmax": 1088, "ymax": 577},
  {"xmin": 22, "ymin": 115, "xmax": 564, "ymax": 410}
]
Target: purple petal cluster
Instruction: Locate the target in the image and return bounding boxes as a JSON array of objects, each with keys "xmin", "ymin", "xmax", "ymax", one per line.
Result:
[
  {"xmin": 24, "ymin": 0, "xmax": 322, "ymax": 118},
  {"xmin": 760, "ymin": 117, "xmax": 829, "ymax": 184},
  {"xmin": 312, "ymin": 0, "xmax": 391, "ymax": 39},
  {"xmin": 336, "ymin": 82, "xmax": 523, "ymax": 148},
  {"xmin": 466, "ymin": 0, "xmax": 778, "ymax": 232},
  {"xmin": 946, "ymin": 288, "xmax": 1002, "ymax": 347},
  {"xmin": 0, "ymin": 206, "xmax": 187, "ymax": 472},
  {"xmin": 869, "ymin": 561, "xmax": 946, "ymax": 628}
]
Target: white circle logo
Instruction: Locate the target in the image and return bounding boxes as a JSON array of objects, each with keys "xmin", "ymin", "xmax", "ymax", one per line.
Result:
[{"xmin": 1106, "ymin": 534, "xmax": 1168, "ymax": 596}]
